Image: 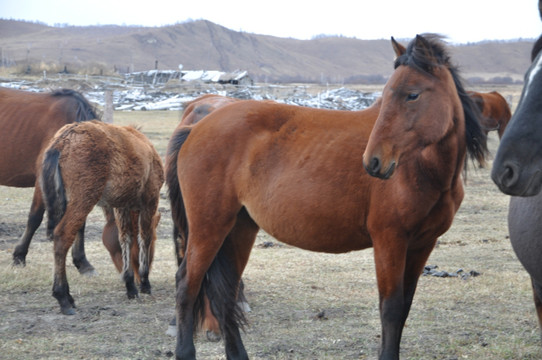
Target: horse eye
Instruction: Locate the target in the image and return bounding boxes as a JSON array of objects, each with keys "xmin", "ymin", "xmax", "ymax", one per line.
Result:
[{"xmin": 406, "ymin": 93, "xmax": 420, "ymax": 102}]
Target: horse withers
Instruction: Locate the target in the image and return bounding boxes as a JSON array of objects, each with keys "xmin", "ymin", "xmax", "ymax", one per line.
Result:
[
  {"xmin": 169, "ymin": 34, "xmax": 487, "ymax": 360},
  {"xmin": 39, "ymin": 120, "xmax": 164, "ymax": 315},
  {"xmin": 0, "ymin": 87, "xmax": 99, "ymax": 272},
  {"xmin": 491, "ymin": 0, "xmax": 542, "ymax": 335}
]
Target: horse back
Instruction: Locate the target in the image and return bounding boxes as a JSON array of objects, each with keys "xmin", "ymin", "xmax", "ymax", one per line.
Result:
[
  {"xmin": 0, "ymin": 87, "xmax": 97, "ymax": 187},
  {"xmin": 47, "ymin": 121, "xmax": 163, "ymax": 208}
]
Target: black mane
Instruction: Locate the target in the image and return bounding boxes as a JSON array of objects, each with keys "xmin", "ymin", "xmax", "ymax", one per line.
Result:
[
  {"xmin": 395, "ymin": 34, "xmax": 488, "ymax": 171},
  {"xmin": 51, "ymin": 88, "xmax": 101, "ymax": 122}
]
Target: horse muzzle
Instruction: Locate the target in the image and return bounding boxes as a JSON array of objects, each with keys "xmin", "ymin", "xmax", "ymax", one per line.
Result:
[
  {"xmin": 491, "ymin": 160, "xmax": 542, "ymax": 197},
  {"xmin": 363, "ymin": 155, "xmax": 397, "ymax": 180}
]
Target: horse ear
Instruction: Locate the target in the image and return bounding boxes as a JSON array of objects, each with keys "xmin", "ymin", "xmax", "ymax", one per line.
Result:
[{"xmin": 391, "ymin": 37, "xmax": 406, "ymax": 58}]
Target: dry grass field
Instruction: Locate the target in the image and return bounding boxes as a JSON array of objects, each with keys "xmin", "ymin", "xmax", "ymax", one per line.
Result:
[{"xmin": 1, "ymin": 84, "xmax": 541, "ymax": 360}]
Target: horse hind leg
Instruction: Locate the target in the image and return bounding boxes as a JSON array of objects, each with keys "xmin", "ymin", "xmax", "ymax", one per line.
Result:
[
  {"xmin": 52, "ymin": 210, "xmax": 89, "ymax": 315},
  {"xmin": 137, "ymin": 209, "xmax": 158, "ymax": 295},
  {"xmin": 115, "ymin": 208, "xmax": 139, "ymax": 299},
  {"xmin": 176, "ymin": 223, "xmax": 236, "ymax": 359},
  {"xmin": 71, "ymin": 221, "xmax": 97, "ymax": 276},
  {"xmin": 205, "ymin": 209, "xmax": 259, "ymax": 359},
  {"xmin": 13, "ymin": 185, "xmax": 45, "ymax": 266}
]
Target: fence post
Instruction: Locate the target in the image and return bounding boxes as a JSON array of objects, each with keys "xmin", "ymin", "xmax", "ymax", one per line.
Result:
[{"xmin": 103, "ymin": 90, "xmax": 114, "ymax": 123}]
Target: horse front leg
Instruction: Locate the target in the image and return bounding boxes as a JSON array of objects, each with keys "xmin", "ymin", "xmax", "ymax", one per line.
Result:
[
  {"xmin": 13, "ymin": 186, "xmax": 45, "ymax": 266},
  {"xmin": 115, "ymin": 208, "xmax": 138, "ymax": 299},
  {"xmin": 531, "ymin": 278, "xmax": 542, "ymax": 334},
  {"xmin": 374, "ymin": 238, "xmax": 436, "ymax": 360}
]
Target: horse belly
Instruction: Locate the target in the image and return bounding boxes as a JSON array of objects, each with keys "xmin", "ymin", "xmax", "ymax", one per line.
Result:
[{"xmin": 244, "ymin": 198, "xmax": 372, "ymax": 253}]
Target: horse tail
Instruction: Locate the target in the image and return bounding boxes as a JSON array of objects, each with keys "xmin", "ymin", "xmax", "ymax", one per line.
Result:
[
  {"xmin": 51, "ymin": 89, "xmax": 101, "ymax": 122},
  {"xmin": 40, "ymin": 148, "xmax": 66, "ymax": 239},
  {"xmin": 167, "ymin": 126, "xmax": 247, "ymax": 334},
  {"xmin": 201, "ymin": 235, "xmax": 248, "ymax": 334},
  {"xmin": 165, "ymin": 126, "xmax": 192, "ymax": 264}
]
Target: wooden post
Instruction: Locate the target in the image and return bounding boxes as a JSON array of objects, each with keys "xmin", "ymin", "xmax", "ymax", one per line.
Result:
[{"xmin": 103, "ymin": 90, "xmax": 114, "ymax": 123}]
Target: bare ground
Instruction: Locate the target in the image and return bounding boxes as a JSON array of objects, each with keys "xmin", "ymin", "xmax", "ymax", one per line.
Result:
[{"xmin": 1, "ymin": 84, "xmax": 541, "ymax": 360}]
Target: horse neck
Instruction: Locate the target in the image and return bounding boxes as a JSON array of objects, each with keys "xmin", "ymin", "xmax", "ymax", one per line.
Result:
[{"xmin": 416, "ymin": 111, "xmax": 467, "ymax": 192}]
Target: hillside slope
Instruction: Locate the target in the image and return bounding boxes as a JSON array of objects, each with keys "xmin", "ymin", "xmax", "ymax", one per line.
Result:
[{"xmin": 0, "ymin": 19, "xmax": 535, "ymax": 83}]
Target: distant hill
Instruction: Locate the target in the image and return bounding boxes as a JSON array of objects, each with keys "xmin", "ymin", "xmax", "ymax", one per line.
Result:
[{"xmin": 0, "ymin": 19, "xmax": 535, "ymax": 84}]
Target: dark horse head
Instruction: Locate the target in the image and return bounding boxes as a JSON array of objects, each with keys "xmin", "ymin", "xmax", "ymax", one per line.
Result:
[{"xmin": 492, "ymin": 1, "xmax": 542, "ymax": 196}]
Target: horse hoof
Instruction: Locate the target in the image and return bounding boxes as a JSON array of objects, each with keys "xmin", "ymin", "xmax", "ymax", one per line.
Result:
[
  {"xmin": 78, "ymin": 265, "xmax": 98, "ymax": 277},
  {"xmin": 165, "ymin": 325, "xmax": 177, "ymax": 337},
  {"xmin": 12, "ymin": 257, "xmax": 26, "ymax": 267},
  {"xmin": 140, "ymin": 284, "xmax": 152, "ymax": 295},
  {"xmin": 206, "ymin": 330, "xmax": 221, "ymax": 342},
  {"xmin": 61, "ymin": 307, "xmax": 76, "ymax": 315},
  {"xmin": 127, "ymin": 291, "xmax": 139, "ymax": 300}
]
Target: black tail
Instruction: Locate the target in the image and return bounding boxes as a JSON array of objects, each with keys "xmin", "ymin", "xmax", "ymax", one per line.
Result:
[
  {"xmin": 40, "ymin": 148, "xmax": 67, "ymax": 239},
  {"xmin": 165, "ymin": 126, "xmax": 192, "ymax": 265},
  {"xmin": 167, "ymin": 126, "xmax": 247, "ymax": 334},
  {"xmin": 203, "ymin": 236, "xmax": 248, "ymax": 334},
  {"xmin": 51, "ymin": 89, "xmax": 101, "ymax": 122}
]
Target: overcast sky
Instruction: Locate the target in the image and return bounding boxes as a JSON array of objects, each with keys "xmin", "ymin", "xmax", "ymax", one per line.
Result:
[{"xmin": 3, "ymin": 0, "xmax": 541, "ymax": 44}]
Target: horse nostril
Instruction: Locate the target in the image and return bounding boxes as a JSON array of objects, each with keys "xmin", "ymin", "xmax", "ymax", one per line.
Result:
[
  {"xmin": 369, "ymin": 157, "xmax": 381, "ymax": 175},
  {"xmin": 499, "ymin": 162, "xmax": 520, "ymax": 189}
]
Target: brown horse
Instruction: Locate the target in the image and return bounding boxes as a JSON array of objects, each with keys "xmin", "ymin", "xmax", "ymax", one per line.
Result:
[
  {"xmin": 168, "ymin": 34, "xmax": 487, "ymax": 360},
  {"xmin": 180, "ymin": 94, "xmax": 241, "ymax": 127},
  {"xmin": 167, "ymin": 94, "xmax": 243, "ymax": 341},
  {"xmin": 468, "ymin": 90, "xmax": 511, "ymax": 139},
  {"xmin": 170, "ymin": 94, "xmax": 241, "ymax": 264},
  {"xmin": 1, "ymin": 87, "xmax": 99, "ymax": 271},
  {"xmin": 40, "ymin": 120, "xmax": 164, "ymax": 315}
]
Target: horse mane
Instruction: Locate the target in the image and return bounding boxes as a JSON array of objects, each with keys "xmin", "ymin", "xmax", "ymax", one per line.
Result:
[
  {"xmin": 51, "ymin": 89, "xmax": 101, "ymax": 122},
  {"xmin": 394, "ymin": 34, "xmax": 488, "ymax": 171}
]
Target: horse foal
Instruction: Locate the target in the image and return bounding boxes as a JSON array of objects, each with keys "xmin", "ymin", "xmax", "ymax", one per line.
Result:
[{"xmin": 39, "ymin": 120, "xmax": 164, "ymax": 315}]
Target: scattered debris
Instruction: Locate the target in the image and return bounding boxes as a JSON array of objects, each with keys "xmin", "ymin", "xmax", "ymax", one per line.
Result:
[
  {"xmin": 423, "ymin": 265, "xmax": 481, "ymax": 279},
  {"xmin": 0, "ymin": 78, "xmax": 379, "ymax": 112},
  {"xmin": 257, "ymin": 241, "xmax": 277, "ymax": 248},
  {"xmin": 313, "ymin": 310, "xmax": 328, "ymax": 320}
]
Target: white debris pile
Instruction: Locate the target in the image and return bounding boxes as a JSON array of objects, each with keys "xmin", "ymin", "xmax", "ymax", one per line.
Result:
[
  {"xmin": 92, "ymin": 87, "xmax": 379, "ymax": 111},
  {"xmin": 1, "ymin": 80, "xmax": 380, "ymax": 111},
  {"xmin": 280, "ymin": 87, "xmax": 379, "ymax": 110}
]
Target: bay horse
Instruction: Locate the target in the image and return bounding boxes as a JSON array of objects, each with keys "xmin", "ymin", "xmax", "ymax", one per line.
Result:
[
  {"xmin": 468, "ymin": 90, "xmax": 511, "ymax": 139},
  {"xmin": 0, "ymin": 87, "xmax": 99, "ymax": 272},
  {"xmin": 167, "ymin": 94, "xmax": 244, "ymax": 342},
  {"xmin": 492, "ymin": 0, "xmax": 542, "ymax": 335},
  {"xmin": 39, "ymin": 120, "xmax": 164, "ymax": 315},
  {"xmin": 169, "ymin": 34, "xmax": 487, "ymax": 360}
]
